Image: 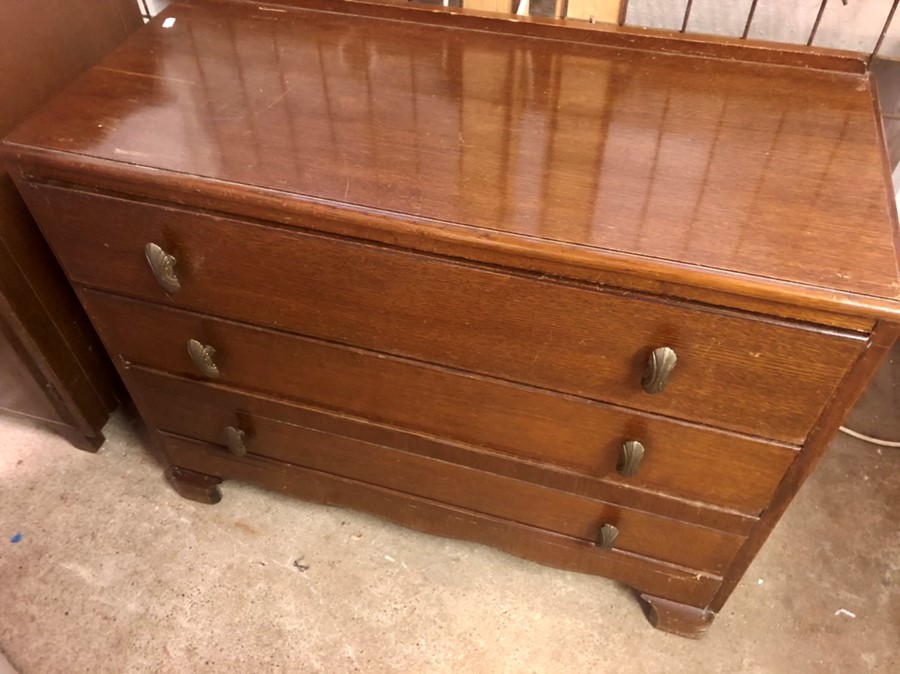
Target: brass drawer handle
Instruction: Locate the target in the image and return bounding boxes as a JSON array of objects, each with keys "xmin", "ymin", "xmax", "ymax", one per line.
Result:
[
  {"xmin": 617, "ymin": 440, "xmax": 645, "ymax": 477},
  {"xmin": 641, "ymin": 346, "xmax": 677, "ymax": 394},
  {"xmin": 595, "ymin": 523, "xmax": 619, "ymax": 550},
  {"xmin": 145, "ymin": 243, "xmax": 181, "ymax": 294},
  {"xmin": 187, "ymin": 339, "xmax": 220, "ymax": 378},
  {"xmin": 224, "ymin": 425, "xmax": 247, "ymax": 456}
]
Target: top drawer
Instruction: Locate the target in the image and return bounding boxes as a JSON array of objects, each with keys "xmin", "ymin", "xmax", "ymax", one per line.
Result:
[{"xmin": 22, "ymin": 183, "xmax": 865, "ymax": 443}]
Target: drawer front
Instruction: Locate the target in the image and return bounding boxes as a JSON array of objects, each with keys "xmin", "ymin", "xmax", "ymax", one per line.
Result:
[
  {"xmin": 155, "ymin": 425, "xmax": 743, "ymax": 575},
  {"xmin": 123, "ymin": 367, "xmax": 784, "ymax": 526},
  {"xmin": 92, "ymin": 290, "xmax": 795, "ymax": 515},
  {"xmin": 163, "ymin": 434, "xmax": 723, "ymax": 607},
  {"xmin": 26, "ymin": 184, "xmax": 865, "ymax": 442}
]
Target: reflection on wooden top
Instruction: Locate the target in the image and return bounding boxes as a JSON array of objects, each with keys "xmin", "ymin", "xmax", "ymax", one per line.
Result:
[{"xmin": 7, "ymin": 0, "xmax": 900, "ymax": 305}]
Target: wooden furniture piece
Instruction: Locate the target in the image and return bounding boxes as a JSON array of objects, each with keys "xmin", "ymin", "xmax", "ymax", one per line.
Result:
[
  {"xmin": 0, "ymin": 0, "xmax": 139, "ymax": 449},
  {"xmin": 461, "ymin": 0, "xmax": 625, "ymax": 24},
  {"xmin": 4, "ymin": 0, "xmax": 899, "ymax": 636}
]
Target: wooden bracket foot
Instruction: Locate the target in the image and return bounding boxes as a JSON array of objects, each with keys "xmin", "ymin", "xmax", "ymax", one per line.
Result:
[
  {"xmin": 166, "ymin": 466, "xmax": 223, "ymax": 504},
  {"xmin": 638, "ymin": 593, "xmax": 716, "ymax": 638},
  {"xmin": 56, "ymin": 426, "xmax": 104, "ymax": 453}
]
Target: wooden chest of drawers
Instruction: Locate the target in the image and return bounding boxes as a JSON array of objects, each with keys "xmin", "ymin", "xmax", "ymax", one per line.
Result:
[{"xmin": 4, "ymin": 0, "xmax": 899, "ymax": 637}]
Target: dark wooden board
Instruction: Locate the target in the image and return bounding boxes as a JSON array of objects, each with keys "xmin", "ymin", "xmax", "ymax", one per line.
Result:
[
  {"xmin": 162, "ymin": 432, "xmax": 725, "ymax": 608},
  {"xmin": 4, "ymin": 0, "xmax": 899, "ymax": 322},
  {"xmin": 162, "ymin": 424, "xmax": 745, "ymax": 574},
  {"xmin": 24, "ymin": 184, "xmax": 865, "ymax": 443},
  {"xmin": 84, "ymin": 289, "xmax": 803, "ymax": 517},
  {"xmin": 0, "ymin": 0, "xmax": 139, "ymax": 443},
  {"xmin": 123, "ymin": 365, "xmax": 774, "ymax": 527}
]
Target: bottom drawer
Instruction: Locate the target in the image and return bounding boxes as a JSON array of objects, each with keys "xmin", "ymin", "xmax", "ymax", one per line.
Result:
[
  {"xmin": 150, "ymin": 405, "xmax": 745, "ymax": 575},
  {"xmin": 162, "ymin": 433, "xmax": 724, "ymax": 608}
]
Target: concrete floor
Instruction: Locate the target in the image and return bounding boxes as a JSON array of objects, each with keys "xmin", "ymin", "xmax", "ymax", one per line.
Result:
[{"xmin": 0, "ymin": 342, "xmax": 897, "ymax": 673}]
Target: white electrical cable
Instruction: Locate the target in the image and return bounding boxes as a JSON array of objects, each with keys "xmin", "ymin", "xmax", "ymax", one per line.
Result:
[{"xmin": 839, "ymin": 426, "xmax": 900, "ymax": 448}]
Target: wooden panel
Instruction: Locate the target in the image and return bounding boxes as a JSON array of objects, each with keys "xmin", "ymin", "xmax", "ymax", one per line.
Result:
[
  {"xmin": 159, "ymin": 422, "xmax": 744, "ymax": 573},
  {"xmin": 0, "ymin": 0, "xmax": 142, "ymax": 133},
  {"xmin": 162, "ymin": 431, "xmax": 726, "ymax": 603},
  {"xmin": 711, "ymin": 321, "xmax": 900, "ymax": 613},
  {"xmin": 4, "ymin": 0, "xmax": 898, "ymax": 311},
  {"xmin": 0, "ymin": 194, "xmax": 123, "ymax": 434},
  {"xmin": 3, "ymin": 0, "xmax": 898, "ymax": 635},
  {"xmin": 0, "ymin": 0, "xmax": 138, "ymax": 440},
  {"xmin": 82, "ymin": 290, "xmax": 814, "ymax": 490},
  {"xmin": 566, "ymin": 0, "xmax": 623, "ymax": 24},
  {"xmin": 0, "ymin": 321, "xmax": 63, "ymax": 422},
  {"xmin": 27, "ymin": 185, "xmax": 865, "ymax": 443},
  {"xmin": 462, "ymin": 0, "xmax": 512, "ymax": 12},
  {"xmin": 123, "ymin": 366, "xmax": 791, "ymax": 520}
]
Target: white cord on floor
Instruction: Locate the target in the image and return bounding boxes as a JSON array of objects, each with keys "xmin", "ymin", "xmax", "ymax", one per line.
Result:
[{"xmin": 839, "ymin": 426, "xmax": 900, "ymax": 448}]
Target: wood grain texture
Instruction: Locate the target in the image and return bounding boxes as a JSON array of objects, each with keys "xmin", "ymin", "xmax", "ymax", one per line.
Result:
[
  {"xmin": 14, "ymin": 171, "xmax": 881, "ymax": 336},
  {"xmin": 23, "ymin": 184, "xmax": 865, "ymax": 443},
  {"xmin": 0, "ymin": 239, "xmax": 111, "ymax": 435},
  {"xmin": 166, "ymin": 465, "xmax": 223, "ymax": 504},
  {"xmin": 3, "ymin": 0, "xmax": 898, "ymax": 322},
  {"xmin": 4, "ymin": 152, "xmax": 883, "ymax": 332},
  {"xmin": 161, "ymin": 433, "xmax": 724, "ymax": 607},
  {"xmin": 0, "ymin": 0, "xmax": 142, "ymax": 133},
  {"xmin": 161, "ymin": 424, "xmax": 745, "ymax": 573},
  {"xmin": 709, "ymin": 321, "xmax": 900, "ymax": 613},
  {"xmin": 463, "ymin": 0, "xmax": 512, "ymax": 13},
  {"xmin": 85, "ymin": 289, "xmax": 803, "ymax": 518},
  {"xmin": 123, "ymin": 365, "xmax": 785, "ymax": 524},
  {"xmin": 638, "ymin": 593, "xmax": 716, "ymax": 639},
  {"xmin": 4, "ymin": 0, "xmax": 899, "ymax": 636},
  {"xmin": 0, "ymin": 318, "xmax": 64, "ymax": 423},
  {"xmin": 0, "ymin": 0, "xmax": 138, "ymax": 443}
]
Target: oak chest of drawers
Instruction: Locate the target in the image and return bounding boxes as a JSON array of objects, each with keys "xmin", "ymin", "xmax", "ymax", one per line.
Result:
[{"xmin": 4, "ymin": 0, "xmax": 899, "ymax": 637}]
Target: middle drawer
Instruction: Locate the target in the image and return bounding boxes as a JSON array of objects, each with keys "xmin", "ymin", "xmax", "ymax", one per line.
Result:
[{"xmin": 83, "ymin": 289, "xmax": 797, "ymax": 515}]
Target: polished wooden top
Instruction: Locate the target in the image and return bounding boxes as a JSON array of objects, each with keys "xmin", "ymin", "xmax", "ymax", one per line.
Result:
[{"xmin": 5, "ymin": 0, "xmax": 900, "ymax": 316}]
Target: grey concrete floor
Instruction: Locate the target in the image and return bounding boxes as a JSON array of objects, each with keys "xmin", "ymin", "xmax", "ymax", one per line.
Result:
[{"xmin": 0, "ymin": 343, "xmax": 898, "ymax": 673}]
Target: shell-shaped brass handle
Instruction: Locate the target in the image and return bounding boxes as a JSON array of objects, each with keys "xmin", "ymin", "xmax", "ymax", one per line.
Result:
[
  {"xmin": 145, "ymin": 243, "xmax": 181, "ymax": 294},
  {"xmin": 595, "ymin": 524, "xmax": 619, "ymax": 550},
  {"xmin": 224, "ymin": 425, "xmax": 247, "ymax": 456},
  {"xmin": 641, "ymin": 346, "xmax": 677, "ymax": 394},
  {"xmin": 187, "ymin": 339, "xmax": 220, "ymax": 378},
  {"xmin": 617, "ymin": 440, "xmax": 645, "ymax": 477}
]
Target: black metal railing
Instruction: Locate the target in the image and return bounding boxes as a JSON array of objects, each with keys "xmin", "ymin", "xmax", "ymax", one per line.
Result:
[
  {"xmin": 136, "ymin": 0, "xmax": 899, "ymax": 60},
  {"xmin": 632, "ymin": 0, "xmax": 898, "ymax": 61}
]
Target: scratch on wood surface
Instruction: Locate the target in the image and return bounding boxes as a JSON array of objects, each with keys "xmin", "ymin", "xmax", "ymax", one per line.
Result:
[
  {"xmin": 97, "ymin": 66, "xmax": 195, "ymax": 85},
  {"xmin": 113, "ymin": 148, "xmax": 151, "ymax": 158},
  {"xmin": 266, "ymin": 85, "xmax": 296, "ymax": 109}
]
